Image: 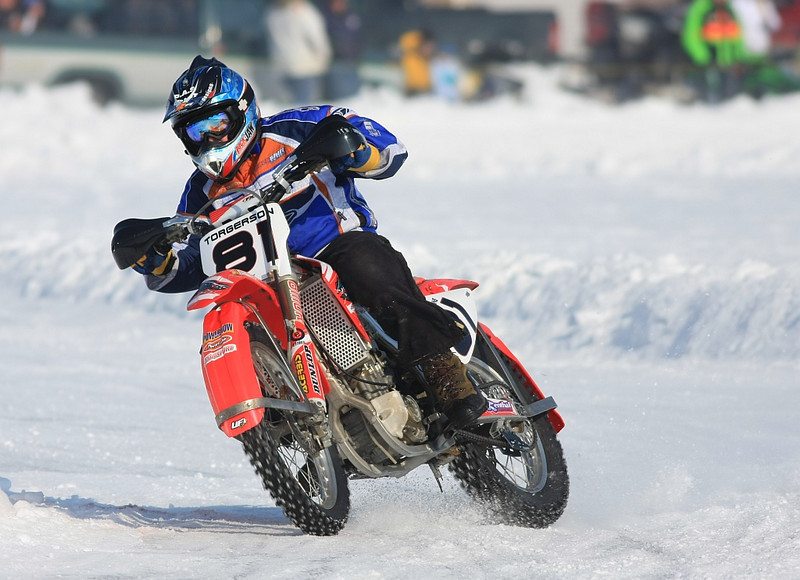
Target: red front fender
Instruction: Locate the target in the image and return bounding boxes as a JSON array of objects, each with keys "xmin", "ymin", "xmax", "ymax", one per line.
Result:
[
  {"xmin": 189, "ymin": 270, "xmax": 288, "ymax": 437},
  {"xmin": 201, "ymin": 302, "xmax": 265, "ymax": 437}
]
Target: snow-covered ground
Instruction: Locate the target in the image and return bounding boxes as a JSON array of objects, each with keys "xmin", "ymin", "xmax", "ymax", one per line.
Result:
[{"xmin": 2, "ymin": 69, "xmax": 799, "ymax": 577}]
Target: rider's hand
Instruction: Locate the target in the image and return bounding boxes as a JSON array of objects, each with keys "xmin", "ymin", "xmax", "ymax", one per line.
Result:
[
  {"xmin": 132, "ymin": 246, "xmax": 176, "ymax": 276},
  {"xmin": 329, "ymin": 143, "xmax": 379, "ymax": 175}
]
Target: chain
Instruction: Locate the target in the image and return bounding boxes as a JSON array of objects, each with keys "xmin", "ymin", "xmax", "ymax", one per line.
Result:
[{"xmin": 452, "ymin": 428, "xmax": 513, "ymax": 451}]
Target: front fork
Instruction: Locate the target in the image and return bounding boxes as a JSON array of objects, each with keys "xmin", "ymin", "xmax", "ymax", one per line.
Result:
[{"xmin": 275, "ymin": 274, "xmax": 329, "ymax": 413}]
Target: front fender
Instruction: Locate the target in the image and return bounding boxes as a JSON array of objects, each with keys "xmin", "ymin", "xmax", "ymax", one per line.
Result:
[
  {"xmin": 190, "ymin": 270, "xmax": 289, "ymax": 437},
  {"xmin": 187, "ymin": 269, "xmax": 288, "ymax": 349},
  {"xmin": 201, "ymin": 302, "xmax": 265, "ymax": 437}
]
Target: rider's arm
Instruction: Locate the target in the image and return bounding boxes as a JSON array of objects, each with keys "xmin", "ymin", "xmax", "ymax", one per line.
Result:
[
  {"xmin": 681, "ymin": 0, "xmax": 712, "ymax": 66},
  {"xmin": 329, "ymin": 107, "xmax": 408, "ymax": 180},
  {"xmin": 263, "ymin": 106, "xmax": 408, "ymax": 179},
  {"xmin": 143, "ymin": 235, "xmax": 206, "ymax": 293}
]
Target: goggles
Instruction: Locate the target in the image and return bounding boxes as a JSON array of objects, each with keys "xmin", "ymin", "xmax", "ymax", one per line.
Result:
[
  {"xmin": 185, "ymin": 111, "xmax": 232, "ymax": 143},
  {"xmin": 174, "ymin": 103, "xmax": 244, "ymax": 156}
]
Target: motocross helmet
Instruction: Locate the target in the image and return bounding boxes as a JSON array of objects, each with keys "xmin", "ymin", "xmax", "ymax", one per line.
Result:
[{"xmin": 164, "ymin": 55, "xmax": 260, "ymax": 181}]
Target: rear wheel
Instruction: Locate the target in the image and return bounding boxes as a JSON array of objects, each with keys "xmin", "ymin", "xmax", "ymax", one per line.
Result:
[
  {"xmin": 449, "ymin": 356, "xmax": 569, "ymax": 528},
  {"xmin": 240, "ymin": 327, "xmax": 350, "ymax": 535}
]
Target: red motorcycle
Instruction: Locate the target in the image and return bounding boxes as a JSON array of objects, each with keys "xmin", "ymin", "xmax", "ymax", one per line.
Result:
[{"xmin": 112, "ymin": 116, "xmax": 568, "ymax": 535}]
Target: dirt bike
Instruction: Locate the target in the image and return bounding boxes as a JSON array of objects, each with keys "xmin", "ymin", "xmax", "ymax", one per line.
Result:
[{"xmin": 111, "ymin": 115, "xmax": 569, "ymax": 535}]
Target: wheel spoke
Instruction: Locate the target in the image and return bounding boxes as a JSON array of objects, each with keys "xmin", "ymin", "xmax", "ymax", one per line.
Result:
[{"xmin": 251, "ymin": 339, "xmax": 338, "ymax": 509}]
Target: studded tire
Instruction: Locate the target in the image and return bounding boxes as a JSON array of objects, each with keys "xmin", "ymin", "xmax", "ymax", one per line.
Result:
[
  {"xmin": 449, "ymin": 354, "xmax": 569, "ymax": 528},
  {"xmin": 240, "ymin": 327, "xmax": 350, "ymax": 536},
  {"xmin": 240, "ymin": 422, "xmax": 350, "ymax": 535}
]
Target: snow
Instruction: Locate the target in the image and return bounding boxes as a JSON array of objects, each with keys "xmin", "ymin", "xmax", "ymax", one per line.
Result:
[{"xmin": 2, "ymin": 70, "xmax": 799, "ymax": 577}]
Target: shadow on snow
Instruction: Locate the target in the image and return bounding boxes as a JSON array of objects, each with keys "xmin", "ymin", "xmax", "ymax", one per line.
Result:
[{"xmin": 1, "ymin": 476, "xmax": 299, "ymax": 536}]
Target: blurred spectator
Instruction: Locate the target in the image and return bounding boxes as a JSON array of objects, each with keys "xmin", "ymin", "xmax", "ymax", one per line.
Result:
[
  {"xmin": 682, "ymin": 0, "xmax": 748, "ymax": 100},
  {"xmin": 582, "ymin": 1, "xmax": 690, "ymax": 102},
  {"xmin": 430, "ymin": 43, "xmax": 462, "ymax": 101},
  {"xmin": 322, "ymin": 0, "xmax": 362, "ymax": 100},
  {"xmin": 0, "ymin": 0, "xmax": 45, "ymax": 34},
  {"xmin": 585, "ymin": 0, "xmax": 621, "ymax": 72},
  {"xmin": 264, "ymin": 0, "xmax": 332, "ymax": 104},
  {"xmin": 682, "ymin": 0, "xmax": 746, "ymax": 67},
  {"xmin": 733, "ymin": 0, "xmax": 800, "ymax": 94},
  {"xmin": 732, "ymin": 0, "xmax": 782, "ymax": 57},
  {"xmin": 399, "ymin": 29, "xmax": 435, "ymax": 96}
]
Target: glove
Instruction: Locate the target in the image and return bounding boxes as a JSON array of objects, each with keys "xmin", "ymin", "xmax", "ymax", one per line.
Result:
[
  {"xmin": 132, "ymin": 246, "xmax": 176, "ymax": 276},
  {"xmin": 329, "ymin": 143, "xmax": 377, "ymax": 176}
]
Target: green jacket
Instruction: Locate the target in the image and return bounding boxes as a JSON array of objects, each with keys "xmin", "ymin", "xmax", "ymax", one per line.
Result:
[{"xmin": 682, "ymin": 0, "xmax": 747, "ymax": 67}]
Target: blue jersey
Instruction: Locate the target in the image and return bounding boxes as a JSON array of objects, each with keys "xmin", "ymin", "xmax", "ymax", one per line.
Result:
[{"xmin": 146, "ymin": 106, "xmax": 407, "ymax": 293}]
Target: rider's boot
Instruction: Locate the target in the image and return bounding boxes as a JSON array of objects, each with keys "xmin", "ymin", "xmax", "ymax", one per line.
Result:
[{"xmin": 420, "ymin": 352, "xmax": 488, "ymax": 429}]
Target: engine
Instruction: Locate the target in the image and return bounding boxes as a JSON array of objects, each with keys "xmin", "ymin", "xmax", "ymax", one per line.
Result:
[{"xmin": 300, "ymin": 275, "xmax": 427, "ymax": 449}]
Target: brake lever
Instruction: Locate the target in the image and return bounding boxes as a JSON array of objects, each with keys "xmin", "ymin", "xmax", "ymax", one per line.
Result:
[
  {"xmin": 263, "ymin": 156, "xmax": 326, "ymax": 203},
  {"xmin": 161, "ymin": 215, "xmax": 205, "ymax": 242},
  {"xmin": 188, "ymin": 220, "xmax": 213, "ymax": 237}
]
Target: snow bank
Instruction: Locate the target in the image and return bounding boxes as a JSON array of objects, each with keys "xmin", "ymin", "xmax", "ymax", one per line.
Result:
[
  {"xmin": 0, "ymin": 490, "xmax": 13, "ymax": 518},
  {"xmin": 464, "ymin": 253, "xmax": 800, "ymax": 360},
  {"xmin": 2, "ymin": 236, "xmax": 797, "ymax": 361}
]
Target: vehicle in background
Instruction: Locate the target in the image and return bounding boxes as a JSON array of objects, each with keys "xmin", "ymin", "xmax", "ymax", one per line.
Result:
[
  {"xmin": 0, "ymin": 0, "xmax": 274, "ymax": 105},
  {"xmin": 774, "ymin": 0, "xmax": 800, "ymax": 58}
]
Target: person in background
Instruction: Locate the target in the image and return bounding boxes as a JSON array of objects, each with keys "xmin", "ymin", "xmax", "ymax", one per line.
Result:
[
  {"xmin": 732, "ymin": 0, "xmax": 781, "ymax": 57},
  {"xmin": 0, "ymin": 0, "xmax": 45, "ymax": 34},
  {"xmin": 430, "ymin": 43, "xmax": 463, "ymax": 102},
  {"xmin": 682, "ymin": 0, "xmax": 748, "ymax": 100},
  {"xmin": 399, "ymin": 29, "xmax": 435, "ymax": 97},
  {"xmin": 265, "ymin": 0, "xmax": 332, "ymax": 104},
  {"xmin": 322, "ymin": 0, "xmax": 362, "ymax": 100},
  {"xmin": 732, "ymin": 0, "xmax": 800, "ymax": 94}
]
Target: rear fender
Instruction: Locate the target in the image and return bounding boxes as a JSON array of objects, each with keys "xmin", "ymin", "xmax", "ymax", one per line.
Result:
[
  {"xmin": 479, "ymin": 323, "xmax": 565, "ymax": 432},
  {"xmin": 201, "ymin": 302, "xmax": 265, "ymax": 438},
  {"xmin": 415, "ymin": 277, "xmax": 480, "ymax": 295}
]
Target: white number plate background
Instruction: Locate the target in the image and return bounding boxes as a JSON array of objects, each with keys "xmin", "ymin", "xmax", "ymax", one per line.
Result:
[{"xmin": 200, "ymin": 207, "xmax": 272, "ymax": 279}]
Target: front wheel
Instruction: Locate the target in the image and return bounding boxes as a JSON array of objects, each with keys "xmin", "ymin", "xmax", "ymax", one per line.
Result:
[
  {"xmin": 240, "ymin": 327, "xmax": 350, "ymax": 535},
  {"xmin": 449, "ymin": 357, "xmax": 569, "ymax": 528}
]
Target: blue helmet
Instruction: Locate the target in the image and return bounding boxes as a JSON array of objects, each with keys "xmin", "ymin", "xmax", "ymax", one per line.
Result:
[{"xmin": 165, "ymin": 56, "xmax": 260, "ymax": 181}]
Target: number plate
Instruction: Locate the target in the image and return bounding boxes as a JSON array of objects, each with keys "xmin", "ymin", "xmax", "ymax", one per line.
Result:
[{"xmin": 200, "ymin": 206, "xmax": 273, "ymax": 278}]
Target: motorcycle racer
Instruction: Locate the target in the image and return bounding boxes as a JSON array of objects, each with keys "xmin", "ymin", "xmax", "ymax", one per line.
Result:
[{"xmin": 133, "ymin": 55, "xmax": 488, "ymax": 428}]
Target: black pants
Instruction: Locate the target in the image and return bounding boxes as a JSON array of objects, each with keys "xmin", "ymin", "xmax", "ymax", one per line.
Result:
[{"xmin": 317, "ymin": 231, "xmax": 464, "ymax": 367}]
